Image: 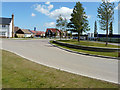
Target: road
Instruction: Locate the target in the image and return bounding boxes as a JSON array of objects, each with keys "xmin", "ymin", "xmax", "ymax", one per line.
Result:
[{"xmin": 1, "ymin": 39, "xmax": 118, "ymax": 84}]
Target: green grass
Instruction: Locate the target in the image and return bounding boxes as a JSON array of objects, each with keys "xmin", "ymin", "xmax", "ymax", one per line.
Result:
[
  {"xmin": 2, "ymin": 50, "xmax": 118, "ymax": 88},
  {"xmin": 58, "ymin": 40, "xmax": 119, "ymax": 48},
  {"xmin": 50, "ymin": 41, "xmax": 118, "ymax": 57}
]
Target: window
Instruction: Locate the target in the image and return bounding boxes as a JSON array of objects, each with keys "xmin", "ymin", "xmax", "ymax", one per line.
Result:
[
  {"xmin": 2, "ymin": 25, "xmax": 6, "ymax": 28},
  {"xmin": 2, "ymin": 32, "xmax": 6, "ymax": 36},
  {"xmin": 0, "ymin": 32, "xmax": 6, "ymax": 36}
]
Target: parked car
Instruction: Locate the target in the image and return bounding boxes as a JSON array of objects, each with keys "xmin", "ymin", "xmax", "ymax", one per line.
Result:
[
  {"xmin": 73, "ymin": 37, "xmax": 78, "ymax": 39},
  {"xmin": 73, "ymin": 37, "xmax": 85, "ymax": 40}
]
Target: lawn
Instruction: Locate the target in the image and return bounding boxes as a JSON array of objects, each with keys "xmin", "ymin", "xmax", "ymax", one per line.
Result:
[
  {"xmin": 2, "ymin": 50, "xmax": 118, "ymax": 88},
  {"xmin": 50, "ymin": 41, "xmax": 118, "ymax": 57},
  {"xmin": 58, "ymin": 40, "xmax": 119, "ymax": 48}
]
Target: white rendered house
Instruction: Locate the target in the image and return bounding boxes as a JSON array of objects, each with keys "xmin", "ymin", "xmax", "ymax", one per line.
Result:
[{"xmin": 0, "ymin": 14, "xmax": 14, "ymax": 38}]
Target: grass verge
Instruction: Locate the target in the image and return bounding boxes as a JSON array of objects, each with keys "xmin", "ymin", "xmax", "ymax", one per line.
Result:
[
  {"xmin": 2, "ymin": 50, "xmax": 118, "ymax": 88},
  {"xmin": 50, "ymin": 41, "xmax": 118, "ymax": 58},
  {"xmin": 57, "ymin": 40, "xmax": 119, "ymax": 48}
]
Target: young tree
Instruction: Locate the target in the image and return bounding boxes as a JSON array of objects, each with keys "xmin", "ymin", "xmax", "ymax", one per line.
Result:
[
  {"xmin": 97, "ymin": 0, "xmax": 115, "ymax": 46},
  {"xmin": 62, "ymin": 18, "xmax": 68, "ymax": 39},
  {"xmin": 56, "ymin": 15, "xmax": 63, "ymax": 40},
  {"xmin": 70, "ymin": 2, "xmax": 90, "ymax": 42},
  {"xmin": 94, "ymin": 21, "xmax": 97, "ymax": 37},
  {"xmin": 109, "ymin": 22, "xmax": 113, "ymax": 41},
  {"xmin": 56, "ymin": 15, "xmax": 68, "ymax": 40}
]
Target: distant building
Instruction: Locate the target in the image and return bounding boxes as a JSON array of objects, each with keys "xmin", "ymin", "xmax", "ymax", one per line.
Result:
[
  {"xmin": 29, "ymin": 30, "xmax": 36, "ymax": 37},
  {"xmin": 15, "ymin": 29, "xmax": 32, "ymax": 38},
  {"xmin": 87, "ymin": 33, "xmax": 94, "ymax": 38},
  {"xmin": 45, "ymin": 28, "xmax": 61, "ymax": 38},
  {"xmin": 34, "ymin": 27, "xmax": 36, "ymax": 31},
  {"xmin": 98, "ymin": 34, "xmax": 120, "ymax": 38},
  {"xmin": 0, "ymin": 14, "xmax": 14, "ymax": 38},
  {"xmin": 35, "ymin": 31, "xmax": 45, "ymax": 37},
  {"xmin": 14, "ymin": 26, "xmax": 20, "ymax": 33}
]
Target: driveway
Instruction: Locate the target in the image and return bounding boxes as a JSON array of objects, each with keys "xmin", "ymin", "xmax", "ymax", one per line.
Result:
[{"xmin": 1, "ymin": 39, "xmax": 118, "ymax": 84}]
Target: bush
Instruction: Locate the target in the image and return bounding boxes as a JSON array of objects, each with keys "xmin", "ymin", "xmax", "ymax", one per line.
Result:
[{"xmin": 14, "ymin": 34, "xmax": 18, "ymax": 38}]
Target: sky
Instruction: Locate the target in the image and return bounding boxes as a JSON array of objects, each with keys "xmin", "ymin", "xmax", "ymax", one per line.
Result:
[{"xmin": 1, "ymin": 1, "xmax": 119, "ymax": 34}]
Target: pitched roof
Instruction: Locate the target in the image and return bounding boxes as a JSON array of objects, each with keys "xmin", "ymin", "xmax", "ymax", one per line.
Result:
[
  {"xmin": 21, "ymin": 29, "xmax": 32, "ymax": 34},
  {"xmin": 36, "ymin": 31, "xmax": 45, "ymax": 35},
  {"xmin": 0, "ymin": 18, "xmax": 12, "ymax": 25},
  {"xmin": 14, "ymin": 27, "xmax": 20, "ymax": 32},
  {"xmin": 30, "ymin": 30, "xmax": 36, "ymax": 34},
  {"xmin": 46, "ymin": 28, "xmax": 61, "ymax": 33}
]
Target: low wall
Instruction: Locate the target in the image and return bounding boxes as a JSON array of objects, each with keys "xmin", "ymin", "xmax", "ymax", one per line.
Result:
[{"xmin": 53, "ymin": 41, "xmax": 119, "ymax": 52}]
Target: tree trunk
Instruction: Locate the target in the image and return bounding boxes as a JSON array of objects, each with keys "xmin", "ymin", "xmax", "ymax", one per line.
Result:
[
  {"xmin": 59, "ymin": 28, "xmax": 61, "ymax": 40},
  {"xmin": 78, "ymin": 31, "xmax": 80, "ymax": 42},
  {"xmin": 66, "ymin": 31, "xmax": 67, "ymax": 39},
  {"xmin": 60, "ymin": 32, "xmax": 61, "ymax": 40},
  {"xmin": 105, "ymin": 22, "xmax": 108, "ymax": 46},
  {"xmin": 105, "ymin": 7, "xmax": 109, "ymax": 46}
]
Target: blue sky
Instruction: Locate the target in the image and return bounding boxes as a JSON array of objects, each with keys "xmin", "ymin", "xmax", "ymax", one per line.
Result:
[{"xmin": 2, "ymin": 2, "xmax": 119, "ymax": 34}]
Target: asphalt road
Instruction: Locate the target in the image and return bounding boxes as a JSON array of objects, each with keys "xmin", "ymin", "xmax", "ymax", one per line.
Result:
[{"xmin": 1, "ymin": 39, "xmax": 118, "ymax": 84}]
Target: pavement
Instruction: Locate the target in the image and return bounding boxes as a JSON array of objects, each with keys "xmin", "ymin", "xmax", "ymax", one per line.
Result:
[
  {"xmin": 90, "ymin": 41, "xmax": 120, "ymax": 46},
  {"xmin": 1, "ymin": 39, "xmax": 119, "ymax": 84}
]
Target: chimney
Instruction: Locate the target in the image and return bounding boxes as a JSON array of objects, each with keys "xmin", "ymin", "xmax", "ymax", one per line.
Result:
[
  {"xmin": 34, "ymin": 27, "xmax": 36, "ymax": 31},
  {"xmin": 12, "ymin": 14, "xmax": 14, "ymax": 38}
]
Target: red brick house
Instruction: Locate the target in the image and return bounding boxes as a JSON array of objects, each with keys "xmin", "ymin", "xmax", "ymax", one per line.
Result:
[
  {"xmin": 35, "ymin": 31, "xmax": 45, "ymax": 37},
  {"xmin": 45, "ymin": 28, "xmax": 61, "ymax": 38}
]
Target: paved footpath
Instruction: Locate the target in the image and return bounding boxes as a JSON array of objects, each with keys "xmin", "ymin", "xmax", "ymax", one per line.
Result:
[
  {"xmin": 90, "ymin": 41, "xmax": 120, "ymax": 46},
  {"xmin": 1, "ymin": 39, "xmax": 119, "ymax": 84}
]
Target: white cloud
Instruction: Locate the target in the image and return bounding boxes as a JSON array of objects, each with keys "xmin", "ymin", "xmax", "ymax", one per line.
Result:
[
  {"xmin": 49, "ymin": 7, "xmax": 73, "ymax": 20},
  {"xmin": 31, "ymin": 13, "xmax": 36, "ymax": 17},
  {"xmin": 34, "ymin": 3, "xmax": 91, "ymax": 20},
  {"xmin": 34, "ymin": 3, "xmax": 53, "ymax": 16},
  {"xmin": 87, "ymin": 15, "xmax": 91, "ymax": 19},
  {"xmin": 34, "ymin": 4, "xmax": 49, "ymax": 15},
  {"xmin": 44, "ymin": 22, "xmax": 56, "ymax": 27},
  {"xmin": 102, "ymin": 0, "xmax": 118, "ymax": 2},
  {"xmin": 34, "ymin": 3, "xmax": 73, "ymax": 20},
  {"xmin": 45, "ymin": 1, "xmax": 50, "ymax": 5},
  {"xmin": 48, "ymin": 4, "xmax": 54, "ymax": 10},
  {"xmin": 108, "ymin": 0, "xmax": 118, "ymax": 2}
]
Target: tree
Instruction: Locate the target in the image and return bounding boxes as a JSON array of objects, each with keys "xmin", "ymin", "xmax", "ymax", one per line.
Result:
[
  {"xmin": 70, "ymin": 2, "xmax": 90, "ymax": 42},
  {"xmin": 56, "ymin": 15, "xmax": 63, "ymax": 40},
  {"xmin": 56, "ymin": 15, "xmax": 67, "ymax": 40},
  {"xmin": 109, "ymin": 22, "xmax": 113, "ymax": 41},
  {"xmin": 94, "ymin": 21, "xmax": 97, "ymax": 37},
  {"xmin": 62, "ymin": 18, "xmax": 68, "ymax": 39},
  {"xmin": 97, "ymin": 0, "xmax": 115, "ymax": 46}
]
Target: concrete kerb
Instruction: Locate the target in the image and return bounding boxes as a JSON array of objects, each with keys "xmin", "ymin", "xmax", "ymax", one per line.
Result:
[{"xmin": 49, "ymin": 41, "xmax": 118, "ymax": 60}]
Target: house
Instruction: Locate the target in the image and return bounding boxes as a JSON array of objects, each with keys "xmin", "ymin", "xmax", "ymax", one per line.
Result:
[
  {"xmin": 15, "ymin": 29, "xmax": 32, "ymax": 38},
  {"xmin": 45, "ymin": 28, "xmax": 61, "ymax": 38},
  {"xmin": 29, "ymin": 30, "xmax": 36, "ymax": 37},
  {"xmin": 0, "ymin": 14, "xmax": 14, "ymax": 38},
  {"xmin": 14, "ymin": 26, "xmax": 20, "ymax": 33},
  {"xmin": 35, "ymin": 31, "xmax": 45, "ymax": 37}
]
